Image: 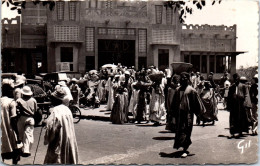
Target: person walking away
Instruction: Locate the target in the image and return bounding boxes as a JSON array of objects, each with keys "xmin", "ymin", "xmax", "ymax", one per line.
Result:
[
  {"xmin": 13, "ymin": 79, "xmax": 25, "ymax": 100},
  {"xmin": 227, "ymin": 74, "xmax": 252, "ymax": 138},
  {"xmin": 1, "ymin": 84, "xmax": 21, "ymax": 164},
  {"xmin": 43, "ymin": 89, "xmax": 78, "ymax": 164},
  {"xmin": 70, "ymin": 78, "xmax": 81, "ymax": 106},
  {"xmin": 250, "ymin": 76, "xmax": 258, "ymax": 135},
  {"xmin": 16, "ymin": 86, "xmax": 37, "ymax": 157},
  {"xmin": 171, "ymin": 72, "xmax": 205, "ymax": 158}
]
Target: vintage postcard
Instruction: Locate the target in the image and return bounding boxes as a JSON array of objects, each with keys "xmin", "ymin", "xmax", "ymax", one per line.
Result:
[{"xmin": 1, "ymin": 0, "xmax": 259, "ymax": 165}]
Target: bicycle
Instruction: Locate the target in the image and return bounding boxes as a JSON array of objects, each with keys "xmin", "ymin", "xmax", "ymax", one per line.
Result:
[{"xmin": 69, "ymin": 102, "xmax": 81, "ymax": 124}]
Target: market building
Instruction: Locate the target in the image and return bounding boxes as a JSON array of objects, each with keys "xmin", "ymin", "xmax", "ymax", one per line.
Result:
[{"xmin": 1, "ymin": 1, "xmax": 242, "ymax": 79}]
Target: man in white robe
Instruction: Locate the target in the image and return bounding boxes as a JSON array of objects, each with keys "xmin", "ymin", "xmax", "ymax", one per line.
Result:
[{"xmin": 43, "ymin": 88, "xmax": 79, "ymax": 164}]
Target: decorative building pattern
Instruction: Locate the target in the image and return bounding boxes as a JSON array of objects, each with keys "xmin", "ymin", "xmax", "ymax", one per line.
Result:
[
  {"xmin": 57, "ymin": 2, "xmax": 65, "ymax": 20},
  {"xmin": 69, "ymin": 2, "xmax": 76, "ymax": 20},
  {"xmin": 98, "ymin": 28, "xmax": 135, "ymax": 35},
  {"xmin": 166, "ymin": 7, "xmax": 173, "ymax": 24},
  {"xmin": 138, "ymin": 29, "xmax": 147, "ymax": 53},
  {"xmin": 86, "ymin": 27, "xmax": 95, "ymax": 52},
  {"xmin": 155, "ymin": 5, "xmax": 163, "ymax": 24},
  {"xmin": 22, "ymin": 39, "xmax": 46, "ymax": 48},
  {"xmin": 85, "ymin": 1, "xmax": 147, "ymax": 17},
  {"xmin": 54, "ymin": 26, "xmax": 79, "ymax": 41},
  {"xmin": 152, "ymin": 30, "xmax": 174, "ymax": 44}
]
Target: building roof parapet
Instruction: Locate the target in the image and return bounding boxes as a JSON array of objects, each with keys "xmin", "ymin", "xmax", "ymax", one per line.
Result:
[
  {"xmin": 182, "ymin": 24, "xmax": 236, "ymax": 32},
  {"xmin": 1, "ymin": 16, "xmax": 20, "ymax": 25}
]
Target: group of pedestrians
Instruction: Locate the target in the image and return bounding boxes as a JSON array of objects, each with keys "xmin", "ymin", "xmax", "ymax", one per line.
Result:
[
  {"xmin": 78, "ymin": 65, "xmax": 258, "ymax": 158},
  {"xmin": 1, "ymin": 76, "xmax": 79, "ymax": 164},
  {"xmin": 1, "ymin": 64, "xmax": 258, "ymax": 162}
]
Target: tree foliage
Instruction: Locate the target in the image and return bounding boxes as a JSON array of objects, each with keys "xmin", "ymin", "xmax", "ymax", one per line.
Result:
[
  {"xmin": 2, "ymin": 0, "xmax": 55, "ymax": 14},
  {"xmin": 163, "ymin": 0, "xmax": 222, "ymax": 23},
  {"xmin": 237, "ymin": 66, "xmax": 258, "ymax": 82},
  {"xmin": 3, "ymin": 0, "xmax": 222, "ymax": 23}
]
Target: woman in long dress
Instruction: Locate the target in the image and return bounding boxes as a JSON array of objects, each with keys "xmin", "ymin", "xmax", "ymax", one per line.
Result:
[
  {"xmin": 199, "ymin": 81, "xmax": 218, "ymax": 126},
  {"xmin": 128, "ymin": 81, "xmax": 139, "ymax": 120},
  {"xmin": 149, "ymin": 77, "xmax": 167, "ymax": 126},
  {"xmin": 110, "ymin": 75, "xmax": 129, "ymax": 124},
  {"xmin": 106, "ymin": 75, "xmax": 115, "ymax": 111}
]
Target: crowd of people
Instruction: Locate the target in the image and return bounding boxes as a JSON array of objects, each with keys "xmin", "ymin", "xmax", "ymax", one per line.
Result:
[
  {"xmin": 1, "ymin": 64, "xmax": 258, "ymax": 163},
  {"xmin": 1, "ymin": 74, "xmax": 78, "ymax": 164}
]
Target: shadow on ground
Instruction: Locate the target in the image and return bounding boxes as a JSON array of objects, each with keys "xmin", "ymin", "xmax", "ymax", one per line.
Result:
[
  {"xmin": 159, "ymin": 151, "xmax": 195, "ymax": 158},
  {"xmin": 152, "ymin": 136, "xmax": 175, "ymax": 140},
  {"xmin": 159, "ymin": 130, "xmax": 174, "ymax": 134}
]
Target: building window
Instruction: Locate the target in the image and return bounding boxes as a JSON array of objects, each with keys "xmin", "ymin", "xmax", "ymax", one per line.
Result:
[
  {"xmin": 86, "ymin": 56, "xmax": 95, "ymax": 71},
  {"xmin": 138, "ymin": 29, "xmax": 147, "ymax": 53},
  {"xmin": 105, "ymin": 0, "xmax": 112, "ymax": 9},
  {"xmin": 158, "ymin": 49, "xmax": 169, "ymax": 71},
  {"xmin": 166, "ymin": 7, "xmax": 173, "ymax": 24},
  {"xmin": 216, "ymin": 56, "xmax": 226, "ymax": 73},
  {"xmin": 201, "ymin": 55, "xmax": 207, "ymax": 73},
  {"xmin": 57, "ymin": 2, "xmax": 64, "ymax": 20},
  {"xmin": 190, "ymin": 55, "xmax": 200, "ymax": 72},
  {"xmin": 54, "ymin": 26, "xmax": 79, "ymax": 41},
  {"xmin": 184, "ymin": 54, "xmax": 189, "ymax": 63},
  {"xmin": 85, "ymin": 27, "xmax": 95, "ymax": 52},
  {"xmin": 138, "ymin": 57, "xmax": 147, "ymax": 70},
  {"xmin": 155, "ymin": 5, "xmax": 163, "ymax": 24},
  {"xmin": 69, "ymin": 2, "xmax": 76, "ymax": 21},
  {"xmin": 60, "ymin": 47, "xmax": 73, "ymax": 62},
  {"xmin": 209, "ymin": 56, "xmax": 215, "ymax": 73}
]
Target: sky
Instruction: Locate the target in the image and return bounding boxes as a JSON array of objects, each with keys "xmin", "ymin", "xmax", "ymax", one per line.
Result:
[{"xmin": 1, "ymin": 0, "xmax": 259, "ymax": 69}]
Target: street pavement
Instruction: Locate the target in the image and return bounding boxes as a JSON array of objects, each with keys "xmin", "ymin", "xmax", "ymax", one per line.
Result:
[{"xmin": 4, "ymin": 103, "xmax": 258, "ymax": 165}]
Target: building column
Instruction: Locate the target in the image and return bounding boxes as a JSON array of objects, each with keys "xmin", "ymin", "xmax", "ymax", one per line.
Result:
[
  {"xmin": 207, "ymin": 54, "xmax": 210, "ymax": 74},
  {"xmin": 230, "ymin": 55, "xmax": 236, "ymax": 76},
  {"xmin": 199, "ymin": 54, "xmax": 202, "ymax": 72},
  {"xmin": 214, "ymin": 54, "xmax": 216, "ymax": 73}
]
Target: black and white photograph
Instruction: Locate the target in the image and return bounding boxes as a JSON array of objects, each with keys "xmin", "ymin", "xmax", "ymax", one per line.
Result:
[{"xmin": 1, "ymin": 0, "xmax": 259, "ymax": 165}]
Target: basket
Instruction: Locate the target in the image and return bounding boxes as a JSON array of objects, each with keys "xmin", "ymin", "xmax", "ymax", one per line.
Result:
[
  {"xmin": 148, "ymin": 73, "xmax": 164, "ymax": 82},
  {"xmin": 171, "ymin": 62, "xmax": 193, "ymax": 74}
]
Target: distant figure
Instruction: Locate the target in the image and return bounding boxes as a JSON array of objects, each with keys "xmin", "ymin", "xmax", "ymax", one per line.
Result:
[
  {"xmin": 43, "ymin": 89, "xmax": 78, "ymax": 164},
  {"xmin": 227, "ymin": 74, "xmax": 252, "ymax": 138},
  {"xmin": 70, "ymin": 78, "xmax": 81, "ymax": 106}
]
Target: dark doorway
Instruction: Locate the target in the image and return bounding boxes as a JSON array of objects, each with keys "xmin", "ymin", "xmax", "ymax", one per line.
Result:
[
  {"xmin": 158, "ymin": 49, "xmax": 169, "ymax": 71},
  {"xmin": 98, "ymin": 39, "xmax": 135, "ymax": 68},
  {"xmin": 86, "ymin": 56, "xmax": 95, "ymax": 71}
]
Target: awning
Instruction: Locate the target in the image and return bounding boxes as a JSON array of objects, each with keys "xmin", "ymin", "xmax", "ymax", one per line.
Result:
[
  {"xmin": 49, "ymin": 40, "xmax": 84, "ymax": 44},
  {"xmin": 150, "ymin": 43, "xmax": 179, "ymax": 46},
  {"xmin": 181, "ymin": 51, "xmax": 246, "ymax": 56}
]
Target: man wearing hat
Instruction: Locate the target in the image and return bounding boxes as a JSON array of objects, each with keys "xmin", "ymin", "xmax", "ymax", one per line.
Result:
[
  {"xmin": 43, "ymin": 88, "xmax": 78, "ymax": 164},
  {"xmin": 58, "ymin": 81, "xmax": 73, "ymax": 106},
  {"xmin": 16, "ymin": 86, "xmax": 37, "ymax": 157},
  {"xmin": 13, "ymin": 79, "xmax": 25, "ymax": 101}
]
